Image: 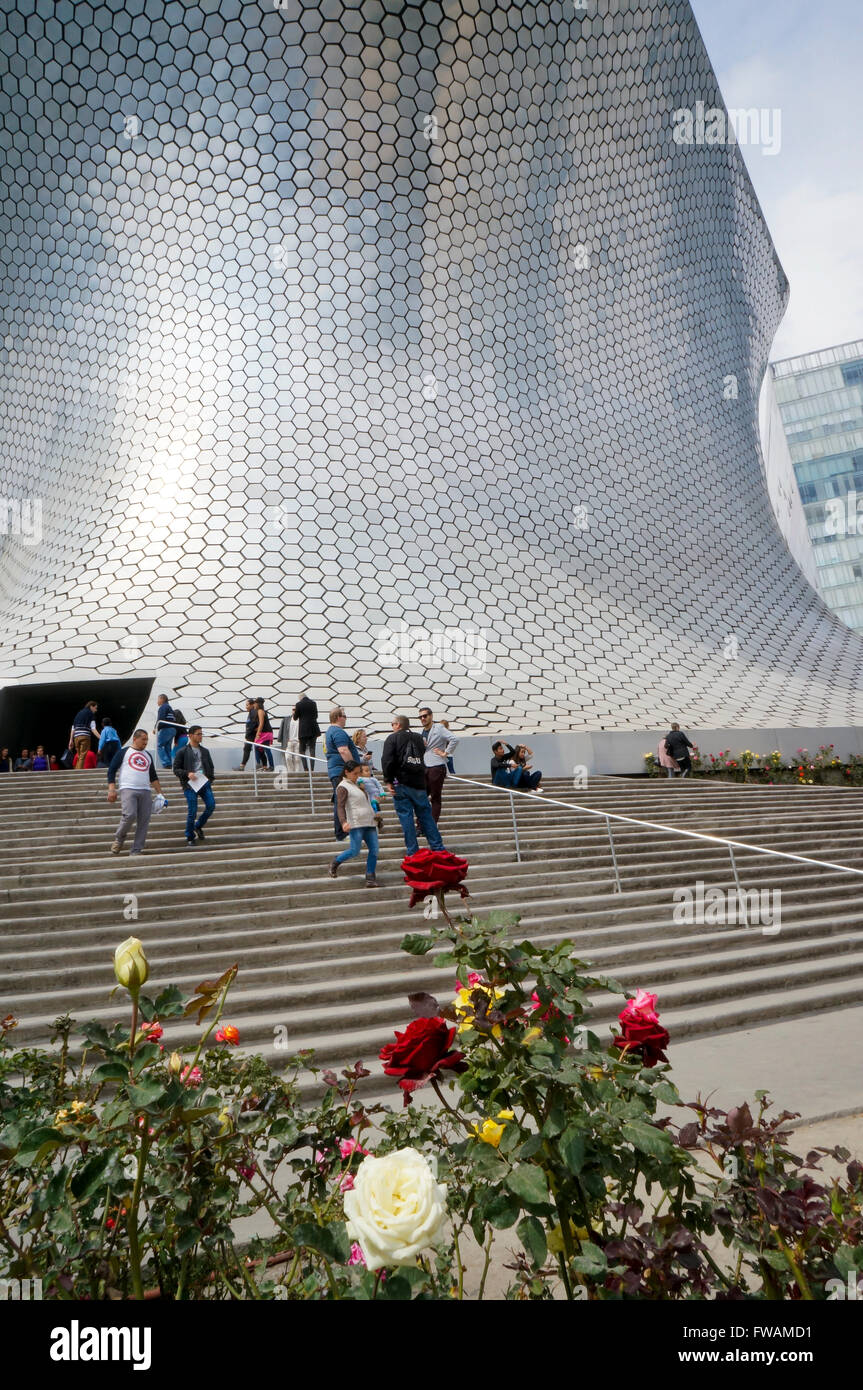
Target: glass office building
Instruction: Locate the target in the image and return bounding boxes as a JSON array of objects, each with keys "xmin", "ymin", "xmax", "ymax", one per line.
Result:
[{"xmin": 771, "ymin": 341, "xmax": 863, "ymax": 631}]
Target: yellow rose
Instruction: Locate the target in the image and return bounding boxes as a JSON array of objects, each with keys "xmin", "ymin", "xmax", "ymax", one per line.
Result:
[
  {"xmin": 454, "ymin": 984, "xmax": 506, "ymax": 1039},
  {"xmin": 472, "ymin": 1110, "xmax": 515, "ymax": 1148},
  {"xmin": 114, "ymin": 937, "xmax": 149, "ymax": 994},
  {"xmin": 473, "ymin": 1118, "xmax": 506, "ymax": 1147},
  {"xmin": 521, "ymin": 1026, "xmax": 543, "ymax": 1046}
]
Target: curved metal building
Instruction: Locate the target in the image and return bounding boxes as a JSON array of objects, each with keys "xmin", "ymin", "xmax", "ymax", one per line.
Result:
[{"xmin": 1, "ymin": 0, "xmax": 861, "ymax": 743}]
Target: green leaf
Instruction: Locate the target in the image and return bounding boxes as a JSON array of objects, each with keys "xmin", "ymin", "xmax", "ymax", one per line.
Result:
[
  {"xmin": 70, "ymin": 1152, "xmax": 116, "ymax": 1202},
  {"xmin": 78, "ymin": 1020, "xmax": 115, "ymax": 1048},
  {"xmin": 761, "ymin": 1249, "xmax": 788, "ymax": 1271},
  {"xmin": 541, "ymin": 1105, "xmax": 565, "ymax": 1139},
  {"xmin": 506, "ymin": 1164, "xmax": 549, "ymax": 1206},
  {"xmin": 154, "ymin": 985, "xmax": 186, "ymax": 1018},
  {"xmin": 650, "ymin": 1081, "xmax": 679, "ymax": 1104},
  {"xmin": 176, "ymin": 1226, "xmax": 200, "ymax": 1254},
  {"xmin": 622, "ymin": 1120, "xmax": 673, "ymax": 1160},
  {"xmin": 269, "ymin": 1117, "xmax": 300, "ymax": 1143},
  {"xmin": 293, "ymin": 1221, "xmax": 351, "ymax": 1264},
  {"xmin": 47, "ymin": 1206, "xmax": 76, "ymax": 1236},
  {"xmin": 90, "ymin": 1061, "xmax": 130, "ymax": 1084},
  {"xmin": 127, "ymin": 1077, "xmax": 170, "ymax": 1109},
  {"xmin": 517, "ymin": 1214, "xmax": 547, "ymax": 1267},
  {"xmin": 400, "ymin": 934, "xmax": 436, "ymax": 955},
  {"xmin": 468, "ymin": 1143, "xmax": 505, "ymax": 1178},
  {"xmin": 572, "ymin": 1243, "xmax": 607, "ymax": 1275},
  {"xmin": 16, "ymin": 1126, "xmax": 64, "ymax": 1167},
  {"xmin": 560, "ymin": 1125, "xmax": 586, "ymax": 1176},
  {"xmin": 515, "ymin": 1134, "xmax": 544, "ymax": 1161},
  {"xmin": 380, "ymin": 1273, "xmax": 413, "ymax": 1300},
  {"xmin": 834, "ymin": 1245, "xmax": 863, "ymax": 1279},
  {"xmin": 482, "ymin": 1189, "xmax": 521, "ymax": 1229}
]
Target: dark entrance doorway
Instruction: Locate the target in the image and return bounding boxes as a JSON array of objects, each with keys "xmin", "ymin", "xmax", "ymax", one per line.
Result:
[{"xmin": 0, "ymin": 678, "xmax": 155, "ymax": 764}]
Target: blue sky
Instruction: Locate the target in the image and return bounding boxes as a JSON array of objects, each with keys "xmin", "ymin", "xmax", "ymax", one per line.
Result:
[{"xmin": 691, "ymin": 0, "xmax": 863, "ymax": 360}]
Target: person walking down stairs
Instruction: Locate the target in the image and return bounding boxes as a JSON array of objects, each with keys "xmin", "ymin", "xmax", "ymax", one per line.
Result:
[
  {"xmin": 329, "ymin": 761, "xmax": 380, "ymax": 887},
  {"xmin": 173, "ymin": 726, "xmax": 216, "ymax": 847},
  {"xmin": 234, "ymin": 698, "xmax": 258, "ymax": 771},
  {"xmin": 381, "ymin": 715, "xmax": 447, "ymax": 857},
  {"xmin": 106, "ymin": 729, "xmax": 163, "ymax": 856}
]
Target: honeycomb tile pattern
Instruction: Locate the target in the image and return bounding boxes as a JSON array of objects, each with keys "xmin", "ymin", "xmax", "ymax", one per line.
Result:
[{"xmin": 2, "ymin": 0, "xmax": 863, "ymax": 734}]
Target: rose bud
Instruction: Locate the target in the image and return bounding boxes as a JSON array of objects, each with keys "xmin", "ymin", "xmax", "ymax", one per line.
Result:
[
  {"xmin": 167, "ymin": 1051, "xmax": 183, "ymax": 1076},
  {"xmin": 114, "ymin": 937, "xmax": 149, "ymax": 994}
]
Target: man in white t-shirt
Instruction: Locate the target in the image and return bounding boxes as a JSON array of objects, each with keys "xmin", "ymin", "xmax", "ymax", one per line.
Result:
[{"xmin": 106, "ymin": 729, "xmax": 162, "ymax": 855}]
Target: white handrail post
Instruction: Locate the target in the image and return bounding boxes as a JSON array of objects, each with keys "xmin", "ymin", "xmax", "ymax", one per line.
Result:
[
  {"xmin": 509, "ymin": 789, "xmax": 522, "ymax": 863},
  {"xmin": 606, "ymin": 814, "xmax": 622, "ymax": 893},
  {"xmin": 308, "ymin": 757, "xmax": 315, "ymax": 815},
  {"xmin": 252, "ymin": 740, "xmax": 258, "ymax": 799},
  {"xmin": 728, "ymin": 843, "xmax": 742, "ymax": 892}
]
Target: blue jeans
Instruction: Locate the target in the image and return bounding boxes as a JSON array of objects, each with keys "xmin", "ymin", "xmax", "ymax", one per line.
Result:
[
  {"xmin": 493, "ymin": 767, "xmax": 542, "ymax": 791},
  {"xmin": 393, "ymin": 784, "xmax": 444, "ymax": 857},
  {"xmin": 330, "ymin": 774, "xmax": 347, "ymax": 839},
  {"xmin": 335, "ymin": 826, "xmax": 378, "ymax": 875},
  {"xmin": 184, "ymin": 783, "xmax": 215, "ymax": 840},
  {"xmin": 157, "ymin": 731, "xmax": 175, "ymax": 768}
]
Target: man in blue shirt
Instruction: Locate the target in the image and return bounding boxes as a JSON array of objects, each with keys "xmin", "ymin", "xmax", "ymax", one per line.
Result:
[
  {"xmin": 324, "ymin": 706, "xmax": 370, "ymax": 841},
  {"xmin": 152, "ymin": 694, "xmax": 176, "ymax": 769}
]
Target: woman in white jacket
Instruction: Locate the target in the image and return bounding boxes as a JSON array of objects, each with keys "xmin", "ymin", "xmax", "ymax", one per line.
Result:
[{"xmin": 328, "ymin": 761, "xmax": 379, "ymax": 887}]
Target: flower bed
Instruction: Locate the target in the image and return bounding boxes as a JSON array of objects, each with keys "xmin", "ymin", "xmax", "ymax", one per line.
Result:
[
  {"xmin": 643, "ymin": 743, "xmax": 863, "ymax": 784},
  {"xmin": 1, "ymin": 900, "xmax": 861, "ymax": 1301}
]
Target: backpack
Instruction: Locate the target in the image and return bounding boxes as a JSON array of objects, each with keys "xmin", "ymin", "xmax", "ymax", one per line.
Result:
[{"xmin": 394, "ymin": 730, "xmax": 426, "ymax": 781}]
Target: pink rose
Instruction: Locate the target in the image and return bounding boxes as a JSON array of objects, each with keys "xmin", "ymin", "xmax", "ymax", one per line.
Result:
[
  {"xmin": 339, "ymin": 1172, "xmax": 355, "ymax": 1193},
  {"xmin": 623, "ymin": 988, "xmax": 660, "ymax": 1024},
  {"xmin": 339, "ymin": 1138, "xmax": 370, "ymax": 1159},
  {"xmin": 180, "ymin": 1065, "xmax": 202, "ymax": 1088},
  {"xmin": 348, "ymin": 1242, "xmax": 366, "ymax": 1267}
]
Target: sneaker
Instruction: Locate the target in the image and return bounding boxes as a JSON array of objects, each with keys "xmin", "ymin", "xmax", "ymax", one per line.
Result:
[
  {"xmin": 184, "ymin": 838, "xmax": 196, "ymax": 848},
  {"xmin": 110, "ymin": 842, "xmax": 121, "ymax": 855},
  {"xmin": 195, "ymin": 826, "xmax": 205, "ymax": 841},
  {"xmin": 232, "ymin": 765, "xmax": 245, "ymax": 771},
  {"xmin": 329, "ymin": 858, "xmax": 339, "ymax": 878},
  {"xmin": 364, "ymin": 874, "xmax": 379, "ymax": 888}
]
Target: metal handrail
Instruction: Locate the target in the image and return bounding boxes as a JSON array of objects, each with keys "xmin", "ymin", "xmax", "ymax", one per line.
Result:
[
  {"xmin": 441, "ymin": 770, "xmax": 863, "ymax": 893},
  {"xmin": 151, "ymin": 718, "xmax": 863, "ymax": 892}
]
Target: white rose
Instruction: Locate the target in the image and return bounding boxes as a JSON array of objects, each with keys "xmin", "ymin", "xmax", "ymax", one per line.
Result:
[{"xmin": 343, "ymin": 1148, "xmax": 447, "ymax": 1272}]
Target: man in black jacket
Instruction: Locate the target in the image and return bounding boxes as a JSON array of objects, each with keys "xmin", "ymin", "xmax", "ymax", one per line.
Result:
[
  {"xmin": 292, "ymin": 694, "xmax": 321, "ymax": 772},
  {"xmin": 381, "ymin": 715, "xmax": 447, "ymax": 857},
  {"xmin": 173, "ymin": 725, "xmax": 216, "ymax": 845},
  {"xmin": 664, "ymin": 722, "xmax": 693, "ymax": 778}
]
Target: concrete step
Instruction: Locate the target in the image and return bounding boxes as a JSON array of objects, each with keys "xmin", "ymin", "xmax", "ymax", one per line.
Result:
[{"xmin": 2, "ymin": 776, "xmax": 863, "ymax": 1102}]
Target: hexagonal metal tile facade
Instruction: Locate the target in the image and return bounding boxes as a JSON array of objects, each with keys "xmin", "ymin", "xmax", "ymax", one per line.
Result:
[{"xmin": 1, "ymin": 0, "xmax": 862, "ymax": 733}]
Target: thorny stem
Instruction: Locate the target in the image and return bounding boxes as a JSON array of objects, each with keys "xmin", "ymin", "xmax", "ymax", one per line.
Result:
[
  {"xmin": 477, "ymin": 1228, "xmax": 494, "ymax": 1301},
  {"xmin": 126, "ymin": 1127, "xmax": 151, "ymax": 1301}
]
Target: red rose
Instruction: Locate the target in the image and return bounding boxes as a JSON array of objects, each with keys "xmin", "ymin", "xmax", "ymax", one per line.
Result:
[
  {"xmin": 380, "ymin": 1016, "xmax": 467, "ymax": 1104},
  {"xmin": 612, "ymin": 990, "xmax": 669, "ymax": 1068},
  {"xmin": 402, "ymin": 849, "xmax": 470, "ymax": 909}
]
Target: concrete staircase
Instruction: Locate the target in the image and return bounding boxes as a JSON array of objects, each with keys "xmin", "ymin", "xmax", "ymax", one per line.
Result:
[{"xmin": 2, "ymin": 770, "xmax": 863, "ymax": 1100}]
